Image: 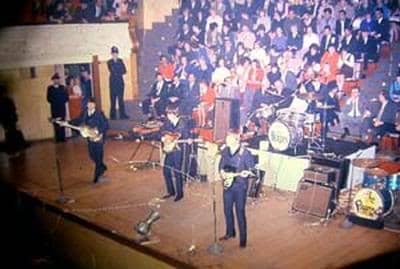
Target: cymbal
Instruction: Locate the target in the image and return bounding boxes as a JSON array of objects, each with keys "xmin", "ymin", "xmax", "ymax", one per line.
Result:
[
  {"xmin": 352, "ymin": 158, "xmax": 380, "ymax": 168},
  {"xmin": 365, "ymin": 167, "xmax": 389, "ymax": 177}
]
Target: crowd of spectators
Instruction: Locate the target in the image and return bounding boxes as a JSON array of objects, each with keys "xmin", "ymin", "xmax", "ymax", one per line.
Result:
[
  {"xmin": 142, "ymin": 0, "xmax": 400, "ymax": 140},
  {"xmin": 31, "ymin": 0, "xmax": 138, "ymax": 23}
]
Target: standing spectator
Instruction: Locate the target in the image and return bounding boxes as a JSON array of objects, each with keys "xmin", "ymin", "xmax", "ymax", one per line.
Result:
[
  {"xmin": 107, "ymin": 46, "xmax": 129, "ymax": 119},
  {"xmin": 80, "ymin": 67, "xmax": 93, "ymax": 111},
  {"xmin": 47, "ymin": 73, "xmax": 69, "ymax": 142},
  {"xmin": 0, "ymin": 86, "xmax": 29, "ymax": 156}
]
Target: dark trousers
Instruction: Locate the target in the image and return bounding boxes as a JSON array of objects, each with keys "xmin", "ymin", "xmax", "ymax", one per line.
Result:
[
  {"xmin": 223, "ymin": 183, "xmax": 248, "ymax": 245},
  {"xmin": 163, "ymin": 150, "xmax": 184, "ymax": 198},
  {"xmin": 52, "ymin": 120, "xmax": 65, "ymax": 142},
  {"xmin": 142, "ymin": 98, "xmax": 167, "ymax": 117},
  {"xmin": 362, "ymin": 118, "xmax": 397, "ymax": 140},
  {"xmin": 110, "ymin": 86, "xmax": 126, "ymax": 118},
  {"xmin": 88, "ymin": 141, "xmax": 106, "ymax": 180}
]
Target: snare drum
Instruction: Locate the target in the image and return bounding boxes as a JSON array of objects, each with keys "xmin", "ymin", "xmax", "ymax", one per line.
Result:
[
  {"xmin": 268, "ymin": 120, "xmax": 303, "ymax": 151},
  {"xmin": 386, "ymin": 173, "xmax": 400, "ymax": 191},
  {"xmin": 351, "ymin": 188, "xmax": 394, "ymax": 220}
]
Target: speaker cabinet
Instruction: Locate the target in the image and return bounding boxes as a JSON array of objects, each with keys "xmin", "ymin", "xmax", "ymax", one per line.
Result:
[
  {"xmin": 213, "ymin": 98, "xmax": 240, "ymax": 142},
  {"xmin": 292, "ymin": 180, "xmax": 335, "ymax": 218}
]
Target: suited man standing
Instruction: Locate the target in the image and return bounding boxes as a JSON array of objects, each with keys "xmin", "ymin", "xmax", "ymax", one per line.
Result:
[
  {"xmin": 219, "ymin": 130, "xmax": 255, "ymax": 248},
  {"xmin": 142, "ymin": 72, "xmax": 168, "ymax": 119},
  {"xmin": 339, "ymin": 88, "xmax": 367, "ymax": 137},
  {"xmin": 47, "ymin": 73, "xmax": 69, "ymax": 142},
  {"xmin": 362, "ymin": 90, "xmax": 397, "ymax": 142},
  {"xmin": 107, "ymin": 46, "xmax": 129, "ymax": 120}
]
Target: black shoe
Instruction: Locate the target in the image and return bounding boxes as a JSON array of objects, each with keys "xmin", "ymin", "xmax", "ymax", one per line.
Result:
[
  {"xmin": 240, "ymin": 241, "xmax": 247, "ymax": 248},
  {"xmin": 219, "ymin": 234, "xmax": 235, "ymax": 241},
  {"xmin": 174, "ymin": 195, "xmax": 183, "ymax": 202},
  {"xmin": 120, "ymin": 114, "xmax": 130, "ymax": 120},
  {"xmin": 162, "ymin": 194, "xmax": 174, "ymax": 199}
]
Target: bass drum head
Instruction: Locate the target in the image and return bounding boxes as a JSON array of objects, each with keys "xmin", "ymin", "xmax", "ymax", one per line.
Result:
[
  {"xmin": 351, "ymin": 188, "xmax": 394, "ymax": 220},
  {"xmin": 268, "ymin": 121, "xmax": 292, "ymax": 151}
]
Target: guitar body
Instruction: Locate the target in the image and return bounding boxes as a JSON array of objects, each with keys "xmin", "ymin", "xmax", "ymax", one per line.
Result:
[
  {"xmin": 222, "ymin": 170, "xmax": 255, "ymax": 190},
  {"xmin": 162, "ymin": 133, "xmax": 181, "ymax": 153},
  {"xmin": 79, "ymin": 126, "xmax": 103, "ymax": 142}
]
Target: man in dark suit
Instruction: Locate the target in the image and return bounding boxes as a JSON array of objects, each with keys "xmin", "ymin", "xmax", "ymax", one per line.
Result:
[
  {"xmin": 336, "ymin": 10, "xmax": 351, "ymax": 40},
  {"xmin": 107, "ymin": 46, "xmax": 129, "ymax": 120},
  {"xmin": 69, "ymin": 97, "xmax": 109, "ymax": 184},
  {"xmin": 320, "ymin": 26, "xmax": 338, "ymax": 52},
  {"xmin": 219, "ymin": 130, "xmax": 255, "ymax": 248},
  {"xmin": 340, "ymin": 27, "xmax": 358, "ymax": 55},
  {"xmin": 374, "ymin": 8, "xmax": 390, "ymax": 44},
  {"xmin": 357, "ymin": 30, "xmax": 379, "ymax": 70},
  {"xmin": 362, "ymin": 90, "xmax": 397, "ymax": 142},
  {"xmin": 142, "ymin": 72, "xmax": 169, "ymax": 118},
  {"xmin": 181, "ymin": 72, "xmax": 200, "ymax": 116},
  {"xmin": 47, "ymin": 73, "xmax": 69, "ymax": 142}
]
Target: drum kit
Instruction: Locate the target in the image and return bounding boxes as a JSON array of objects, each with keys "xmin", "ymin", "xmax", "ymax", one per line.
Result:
[
  {"xmin": 258, "ymin": 92, "xmax": 328, "ymax": 153},
  {"xmin": 350, "ymin": 158, "xmax": 400, "ymax": 223}
]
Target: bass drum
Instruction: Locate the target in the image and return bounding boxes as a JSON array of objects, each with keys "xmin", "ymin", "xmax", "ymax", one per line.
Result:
[
  {"xmin": 351, "ymin": 188, "xmax": 394, "ymax": 221},
  {"xmin": 268, "ymin": 120, "xmax": 303, "ymax": 151}
]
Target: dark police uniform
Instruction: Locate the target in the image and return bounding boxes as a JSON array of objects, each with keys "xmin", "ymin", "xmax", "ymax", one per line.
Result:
[
  {"xmin": 47, "ymin": 83, "xmax": 69, "ymax": 142},
  {"xmin": 219, "ymin": 146, "xmax": 255, "ymax": 247},
  {"xmin": 70, "ymin": 109, "xmax": 109, "ymax": 183},
  {"xmin": 160, "ymin": 116, "xmax": 191, "ymax": 201},
  {"xmin": 107, "ymin": 56, "xmax": 128, "ymax": 119},
  {"xmin": 219, "ymin": 145, "xmax": 255, "ymax": 247}
]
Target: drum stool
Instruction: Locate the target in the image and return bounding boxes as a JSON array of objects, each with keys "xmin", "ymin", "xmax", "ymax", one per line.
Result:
[{"xmin": 379, "ymin": 133, "xmax": 400, "ymax": 153}]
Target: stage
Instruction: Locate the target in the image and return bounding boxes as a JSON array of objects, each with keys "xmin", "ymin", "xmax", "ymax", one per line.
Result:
[{"xmin": 1, "ymin": 139, "xmax": 400, "ymax": 269}]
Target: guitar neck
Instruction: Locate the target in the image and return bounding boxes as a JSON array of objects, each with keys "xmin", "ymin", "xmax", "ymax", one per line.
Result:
[{"xmin": 56, "ymin": 121, "xmax": 81, "ymax": 131}]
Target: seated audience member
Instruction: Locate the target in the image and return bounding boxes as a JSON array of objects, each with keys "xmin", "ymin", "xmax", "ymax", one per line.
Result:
[
  {"xmin": 270, "ymin": 27, "xmax": 287, "ymax": 53},
  {"xmin": 142, "ymin": 73, "xmax": 169, "ymax": 119},
  {"xmin": 303, "ymin": 44, "xmax": 321, "ymax": 67},
  {"xmin": 336, "ymin": 10, "xmax": 351, "ymax": 41},
  {"xmin": 362, "ymin": 90, "xmax": 398, "ymax": 142},
  {"xmin": 287, "ymin": 24, "xmax": 303, "ymax": 51},
  {"xmin": 340, "ymin": 27, "xmax": 358, "ymax": 56},
  {"xmin": 158, "ymin": 55, "xmax": 175, "ymax": 82},
  {"xmin": 356, "ymin": 30, "xmax": 379, "ymax": 71},
  {"xmin": 302, "ymin": 26, "xmax": 320, "ymax": 56},
  {"xmin": 167, "ymin": 75, "xmax": 186, "ymax": 106},
  {"xmin": 340, "ymin": 88, "xmax": 368, "ymax": 137},
  {"xmin": 336, "ymin": 48, "xmax": 355, "ymax": 93},
  {"xmin": 197, "ymin": 81, "xmax": 216, "ymax": 127},
  {"xmin": 389, "ymin": 73, "xmax": 400, "ymax": 104},
  {"xmin": 319, "ymin": 45, "xmax": 340, "ymax": 85},
  {"xmin": 320, "ymin": 25, "xmax": 338, "ymax": 52},
  {"xmin": 374, "ymin": 7, "xmax": 390, "ymax": 44}
]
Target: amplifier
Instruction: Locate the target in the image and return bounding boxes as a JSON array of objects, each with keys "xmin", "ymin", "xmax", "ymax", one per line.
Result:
[
  {"xmin": 303, "ymin": 165, "xmax": 337, "ymax": 184},
  {"xmin": 310, "ymin": 156, "xmax": 350, "ymax": 190},
  {"xmin": 292, "ymin": 180, "xmax": 335, "ymax": 218}
]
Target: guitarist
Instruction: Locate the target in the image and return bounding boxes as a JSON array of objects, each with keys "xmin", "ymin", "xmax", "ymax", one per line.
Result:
[
  {"xmin": 160, "ymin": 104, "xmax": 191, "ymax": 202},
  {"xmin": 70, "ymin": 97, "xmax": 109, "ymax": 184},
  {"xmin": 219, "ymin": 130, "xmax": 255, "ymax": 248}
]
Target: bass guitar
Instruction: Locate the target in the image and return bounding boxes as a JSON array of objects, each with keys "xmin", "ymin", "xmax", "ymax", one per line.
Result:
[
  {"xmin": 221, "ymin": 170, "xmax": 255, "ymax": 190},
  {"xmin": 50, "ymin": 118, "xmax": 103, "ymax": 142},
  {"xmin": 161, "ymin": 132, "xmax": 202, "ymax": 153}
]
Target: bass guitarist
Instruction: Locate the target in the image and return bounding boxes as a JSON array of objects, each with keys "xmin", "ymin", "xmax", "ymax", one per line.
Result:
[
  {"xmin": 69, "ymin": 97, "xmax": 109, "ymax": 184},
  {"xmin": 219, "ymin": 130, "xmax": 255, "ymax": 248},
  {"xmin": 160, "ymin": 104, "xmax": 191, "ymax": 202}
]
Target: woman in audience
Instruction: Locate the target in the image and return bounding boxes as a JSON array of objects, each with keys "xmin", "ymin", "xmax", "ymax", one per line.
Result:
[{"xmin": 336, "ymin": 47, "xmax": 355, "ymax": 93}]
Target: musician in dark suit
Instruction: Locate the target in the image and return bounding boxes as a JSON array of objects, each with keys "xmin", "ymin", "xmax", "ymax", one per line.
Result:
[
  {"xmin": 320, "ymin": 26, "xmax": 338, "ymax": 52},
  {"xmin": 219, "ymin": 130, "xmax": 255, "ymax": 248},
  {"xmin": 362, "ymin": 90, "xmax": 397, "ymax": 142},
  {"xmin": 107, "ymin": 46, "xmax": 129, "ymax": 120},
  {"xmin": 160, "ymin": 104, "xmax": 191, "ymax": 202},
  {"xmin": 317, "ymin": 82, "xmax": 340, "ymax": 138},
  {"xmin": 69, "ymin": 98, "xmax": 109, "ymax": 184},
  {"xmin": 47, "ymin": 73, "xmax": 69, "ymax": 142},
  {"xmin": 142, "ymin": 72, "xmax": 169, "ymax": 118}
]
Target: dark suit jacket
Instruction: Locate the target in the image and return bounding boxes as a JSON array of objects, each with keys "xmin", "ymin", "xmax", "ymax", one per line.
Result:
[
  {"xmin": 375, "ymin": 18, "xmax": 390, "ymax": 42},
  {"xmin": 340, "ymin": 35, "xmax": 358, "ymax": 55},
  {"xmin": 336, "ymin": 18, "xmax": 351, "ymax": 37},
  {"xmin": 373, "ymin": 101, "xmax": 398, "ymax": 124},
  {"xmin": 357, "ymin": 36, "xmax": 378, "ymax": 60},
  {"xmin": 149, "ymin": 80, "xmax": 168, "ymax": 99},
  {"xmin": 320, "ymin": 34, "xmax": 339, "ymax": 51}
]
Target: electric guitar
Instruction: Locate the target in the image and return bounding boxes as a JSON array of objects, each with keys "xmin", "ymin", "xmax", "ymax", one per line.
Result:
[
  {"xmin": 221, "ymin": 170, "xmax": 255, "ymax": 190},
  {"xmin": 161, "ymin": 132, "xmax": 202, "ymax": 153},
  {"xmin": 50, "ymin": 118, "xmax": 103, "ymax": 142}
]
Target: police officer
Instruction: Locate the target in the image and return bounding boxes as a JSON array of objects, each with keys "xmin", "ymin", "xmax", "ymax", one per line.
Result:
[
  {"xmin": 160, "ymin": 104, "xmax": 191, "ymax": 202},
  {"xmin": 69, "ymin": 97, "xmax": 109, "ymax": 184},
  {"xmin": 107, "ymin": 46, "xmax": 129, "ymax": 120},
  {"xmin": 47, "ymin": 73, "xmax": 69, "ymax": 142},
  {"xmin": 219, "ymin": 130, "xmax": 255, "ymax": 248}
]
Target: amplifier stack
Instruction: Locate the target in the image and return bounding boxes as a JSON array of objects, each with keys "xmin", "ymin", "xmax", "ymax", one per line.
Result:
[{"xmin": 292, "ymin": 156, "xmax": 349, "ymax": 218}]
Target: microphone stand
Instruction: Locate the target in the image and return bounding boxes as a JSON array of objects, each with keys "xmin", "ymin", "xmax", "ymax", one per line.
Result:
[
  {"xmin": 207, "ymin": 175, "xmax": 223, "ymax": 255},
  {"xmin": 54, "ymin": 144, "xmax": 74, "ymax": 204}
]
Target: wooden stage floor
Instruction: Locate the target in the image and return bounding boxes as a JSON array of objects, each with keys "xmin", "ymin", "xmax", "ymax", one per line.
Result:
[{"xmin": 1, "ymin": 139, "xmax": 400, "ymax": 269}]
